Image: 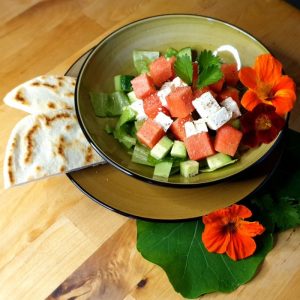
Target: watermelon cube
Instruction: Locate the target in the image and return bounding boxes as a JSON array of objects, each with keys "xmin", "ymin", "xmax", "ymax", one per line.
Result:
[
  {"xmin": 185, "ymin": 132, "xmax": 215, "ymax": 161},
  {"xmin": 149, "ymin": 56, "xmax": 175, "ymax": 87},
  {"xmin": 214, "ymin": 124, "xmax": 243, "ymax": 156},
  {"xmin": 221, "ymin": 63, "xmax": 239, "ymax": 87},
  {"xmin": 170, "ymin": 115, "xmax": 193, "ymax": 141},
  {"xmin": 131, "ymin": 74, "xmax": 156, "ymax": 99},
  {"xmin": 193, "ymin": 87, "xmax": 217, "ymax": 99},
  {"xmin": 143, "ymin": 93, "xmax": 169, "ymax": 118},
  {"xmin": 166, "ymin": 86, "xmax": 194, "ymax": 118},
  {"xmin": 218, "ymin": 87, "xmax": 240, "ymax": 104},
  {"xmin": 136, "ymin": 119, "xmax": 165, "ymax": 149},
  {"xmin": 209, "ymin": 77, "xmax": 225, "ymax": 93}
]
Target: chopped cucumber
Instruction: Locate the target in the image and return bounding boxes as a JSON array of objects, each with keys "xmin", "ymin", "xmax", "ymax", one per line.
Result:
[
  {"xmin": 150, "ymin": 136, "xmax": 173, "ymax": 160},
  {"xmin": 153, "ymin": 161, "xmax": 173, "ymax": 178},
  {"xmin": 170, "ymin": 140, "xmax": 187, "ymax": 158},
  {"xmin": 116, "ymin": 107, "xmax": 136, "ymax": 128},
  {"xmin": 109, "ymin": 91, "xmax": 130, "ymax": 115},
  {"xmin": 177, "ymin": 47, "xmax": 192, "ymax": 61},
  {"xmin": 89, "ymin": 92, "xmax": 110, "ymax": 117},
  {"xmin": 132, "ymin": 144, "xmax": 154, "ymax": 166},
  {"xmin": 165, "ymin": 47, "xmax": 178, "ymax": 58},
  {"xmin": 114, "ymin": 75, "xmax": 134, "ymax": 92},
  {"xmin": 180, "ymin": 160, "xmax": 199, "ymax": 177},
  {"xmin": 133, "ymin": 50, "xmax": 160, "ymax": 74},
  {"xmin": 200, "ymin": 153, "xmax": 238, "ymax": 172},
  {"xmin": 127, "ymin": 91, "xmax": 140, "ymax": 103},
  {"xmin": 229, "ymin": 118, "xmax": 241, "ymax": 130}
]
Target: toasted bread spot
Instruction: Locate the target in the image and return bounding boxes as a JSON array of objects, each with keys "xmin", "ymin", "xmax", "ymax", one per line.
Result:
[
  {"xmin": 24, "ymin": 125, "xmax": 40, "ymax": 164},
  {"xmin": 65, "ymin": 124, "xmax": 72, "ymax": 131},
  {"xmin": 45, "ymin": 112, "xmax": 72, "ymax": 126},
  {"xmin": 57, "ymin": 136, "xmax": 66, "ymax": 158},
  {"xmin": 65, "ymin": 92, "xmax": 74, "ymax": 97},
  {"xmin": 36, "ymin": 165, "xmax": 42, "ymax": 171},
  {"xmin": 63, "ymin": 104, "xmax": 73, "ymax": 110},
  {"xmin": 15, "ymin": 89, "xmax": 27, "ymax": 104},
  {"xmin": 7, "ymin": 155, "xmax": 15, "ymax": 184},
  {"xmin": 60, "ymin": 166, "xmax": 66, "ymax": 172},
  {"xmin": 31, "ymin": 82, "xmax": 41, "ymax": 86},
  {"xmin": 48, "ymin": 102, "xmax": 56, "ymax": 109},
  {"xmin": 85, "ymin": 146, "xmax": 94, "ymax": 163},
  {"xmin": 43, "ymin": 83, "xmax": 57, "ymax": 89}
]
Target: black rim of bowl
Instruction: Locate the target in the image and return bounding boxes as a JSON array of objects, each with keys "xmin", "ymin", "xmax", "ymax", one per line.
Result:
[{"xmin": 74, "ymin": 13, "xmax": 284, "ymax": 188}]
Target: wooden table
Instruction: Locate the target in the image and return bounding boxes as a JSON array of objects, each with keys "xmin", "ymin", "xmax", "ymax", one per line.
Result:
[{"xmin": 1, "ymin": 1, "xmax": 300, "ymax": 299}]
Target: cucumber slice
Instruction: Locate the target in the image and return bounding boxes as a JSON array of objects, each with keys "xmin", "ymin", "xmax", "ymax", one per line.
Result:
[
  {"xmin": 180, "ymin": 160, "xmax": 199, "ymax": 177},
  {"xmin": 153, "ymin": 161, "xmax": 173, "ymax": 178},
  {"xmin": 114, "ymin": 75, "xmax": 134, "ymax": 92},
  {"xmin": 133, "ymin": 50, "xmax": 160, "ymax": 74},
  {"xmin": 89, "ymin": 92, "xmax": 110, "ymax": 117},
  {"xmin": 132, "ymin": 144, "xmax": 154, "ymax": 166},
  {"xmin": 127, "ymin": 91, "xmax": 140, "ymax": 103},
  {"xmin": 165, "ymin": 47, "xmax": 178, "ymax": 58},
  {"xmin": 229, "ymin": 118, "xmax": 241, "ymax": 130},
  {"xmin": 150, "ymin": 136, "xmax": 173, "ymax": 160},
  {"xmin": 170, "ymin": 140, "xmax": 187, "ymax": 158},
  {"xmin": 200, "ymin": 153, "xmax": 238, "ymax": 172},
  {"xmin": 177, "ymin": 47, "xmax": 192, "ymax": 61},
  {"xmin": 116, "ymin": 107, "xmax": 136, "ymax": 128},
  {"xmin": 109, "ymin": 91, "xmax": 130, "ymax": 115}
]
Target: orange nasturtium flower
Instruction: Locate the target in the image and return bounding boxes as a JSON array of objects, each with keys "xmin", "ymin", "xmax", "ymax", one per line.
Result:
[
  {"xmin": 202, "ymin": 204, "xmax": 265, "ymax": 261},
  {"xmin": 239, "ymin": 54, "xmax": 296, "ymax": 116}
]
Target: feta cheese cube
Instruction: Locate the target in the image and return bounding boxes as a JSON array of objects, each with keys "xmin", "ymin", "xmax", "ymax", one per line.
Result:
[
  {"xmin": 172, "ymin": 76, "xmax": 188, "ymax": 88},
  {"xmin": 154, "ymin": 112, "xmax": 173, "ymax": 132},
  {"xmin": 220, "ymin": 97, "xmax": 241, "ymax": 119},
  {"xmin": 157, "ymin": 86, "xmax": 172, "ymax": 107},
  {"xmin": 130, "ymin": 100, "xmax": 147, "ymax": 121},
  {"xmin": 193, "ymin": 119, "xmax": 208, "ymax": 133},
  {"xmin": 192, "ymin": 92, "xmax": 221, "ymax": 119},
  {"xmin": 184, "ymin": 121, "xmax": 198, "ymax": 138},
  {"xmin": 206, "ymin": 107, "xmax": 232, "ymax": 130}
]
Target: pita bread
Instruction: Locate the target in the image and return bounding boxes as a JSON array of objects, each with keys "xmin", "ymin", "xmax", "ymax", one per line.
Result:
[
  {"xmin": 3, "ymin": 75, "xmax": 76, "ymax": 114},
  {"xmin": 3, "ymin": 110, "xmax": 104, "ymax": 188}
]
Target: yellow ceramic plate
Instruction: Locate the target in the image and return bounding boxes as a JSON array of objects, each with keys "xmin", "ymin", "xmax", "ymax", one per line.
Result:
[
  {"xmin": 67, "ymin": 35, "xmax": 284, "ymax": 221},
  {"xmin": 75, "ymin": 15, "xmax": 283, "ymax": 187}
]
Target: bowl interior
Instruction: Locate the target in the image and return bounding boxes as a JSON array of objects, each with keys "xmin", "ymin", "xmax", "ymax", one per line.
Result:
[{"xmin": 76, "ymin": 15, "xmax": 276, "ymax": 186}]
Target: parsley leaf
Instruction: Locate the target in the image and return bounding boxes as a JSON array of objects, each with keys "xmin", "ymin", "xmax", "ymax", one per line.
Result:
[
  {"xmin": 197, "ymin": 50, "xmax": 223, "ymax": 88},
  {"xmin": 174, "ymin": 55, "xmax": 193, "ymax": 85}
]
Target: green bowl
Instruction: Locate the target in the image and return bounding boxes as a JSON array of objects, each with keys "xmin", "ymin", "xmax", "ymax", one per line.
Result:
[{"xmin": 75, "ymin": 14, "xmax": 281, "ymax": 187}]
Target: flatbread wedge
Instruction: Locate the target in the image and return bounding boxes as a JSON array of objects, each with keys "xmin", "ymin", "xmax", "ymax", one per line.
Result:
[
  {"xmin": 3, "ymin": 75, "xmax": 76, "ymax": 114},
  {"xmin": 3, "ymin": 110, "xmax": 104, "ymax": 188}
]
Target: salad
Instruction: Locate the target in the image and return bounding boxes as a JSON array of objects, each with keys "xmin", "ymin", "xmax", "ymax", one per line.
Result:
[{"xmin": 90, "ymin": 47, "xmax": 290, "ymax": 179}]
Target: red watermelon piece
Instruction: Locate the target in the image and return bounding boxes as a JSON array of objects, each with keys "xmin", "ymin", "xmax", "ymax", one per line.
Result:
[
  {"xmin": 209, "ymin": 77, "xmax": 225, "ymax": 93},
  {"xmin": 166, "ymin": 86, "xmax": 194, "ymax": 118},
  {"xmin": 185, "ymin": 132, "xmax": 215, "ymax": 160},
  {"xmin": 193, "ymin": 87, "xmax": 217, "ymax": 99},
  {"xmin": 143, "ymin": 93, "xmax": 169, "ymax": 118},
  {"xmin": 221, "ymin": 63, "xmax": 239, "ymax": 87},
  {"xmin": 192, "ymin": 62, "xmax": 199, "ymax": 90},
  {"xmin": 170, "ymin": 115, "xmax": 193, "ymax": 141},
  {"xmin": 214, "ymin": 124, "xmax": 243, "ymax": 156},
  {"xmin": 149, "ymin": 56, "xmax": 175, "ymax": 87},
  {"xmin": 136, "ymin": 119, "xmax": 165, "ymax": 149},
  {"xmin": 218, "ymin": 87, "xmax": 240, "ymax": 104},
  {"xmin": 131, "ymin": 74, "xmax": 156, "ymax": 99}
]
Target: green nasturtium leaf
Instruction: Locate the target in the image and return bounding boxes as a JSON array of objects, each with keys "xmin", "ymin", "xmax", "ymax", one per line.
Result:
[{"xmin": 137, "ymin": 220, "xmax": 273, "ymax": 298}]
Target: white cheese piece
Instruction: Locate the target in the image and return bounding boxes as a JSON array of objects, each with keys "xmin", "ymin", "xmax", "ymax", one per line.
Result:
[
  {"xmin": 172, "ymin": 76, "xmax": 188, "ymax": 88},
  {"xmin": 206, "ymin": 107, "xmax": 232, "ymax": 130},
  {"xmin": 193, "ymin": 119, "xmax": 208, "ymax": 133},
  {"xmin": 157, "ymin": 85, "xmax": 172, "ymax": 107},
  {"xmin": 220, "ymin": 97, "xmax": 241, "ymax": 119},
  {"xmin": 154, "ymin": 112, "xmax": 173, "ymax": 132},
  {"xmin": 184, "ymin": 121, "xmax": 198, "ymax": 138},
  {"xmin": 192, "ymin": 92, "xmax": 221, "ymax": 119},
  {"xmin": 129, "ymin": 100, "xmax": 148, "ymax": 121}
]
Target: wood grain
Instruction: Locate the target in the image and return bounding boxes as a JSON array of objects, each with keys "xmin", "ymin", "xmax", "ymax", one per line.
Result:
[{"xmin": 0, "ymin": 0, "xmax": 300, "ymax": 299}]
